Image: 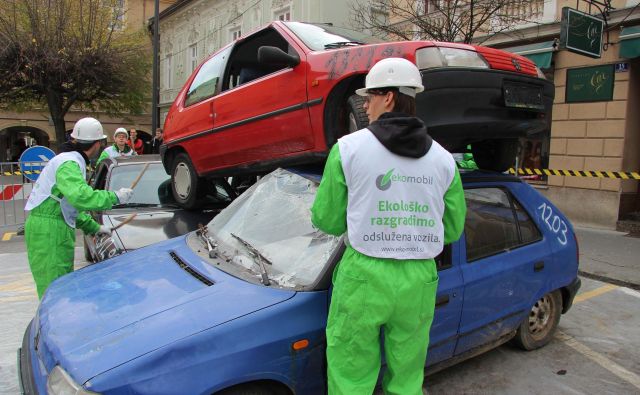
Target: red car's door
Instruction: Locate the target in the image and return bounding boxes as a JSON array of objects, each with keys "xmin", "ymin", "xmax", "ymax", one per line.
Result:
[
  {"xmin": 204, "ymin": 30, "xmax": 313, "ymax": 170},
  {"xmin": 175, "ymin": 46, "xmax": 231, "ymax": 165}
]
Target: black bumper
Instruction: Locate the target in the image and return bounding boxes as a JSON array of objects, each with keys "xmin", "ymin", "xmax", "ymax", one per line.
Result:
[
  {"xmin": 562, "ymin": 277, "xmax": 582, "ymax": 314},
  {"xmin": 417, "ymin": 69, "xmax": 554, "ymax": 151},
  {"xmin": 18, "ymin": 320, "xmax": 38, "ymax": 395}
]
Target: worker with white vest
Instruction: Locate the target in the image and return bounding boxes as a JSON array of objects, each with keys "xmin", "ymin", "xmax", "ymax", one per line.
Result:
[
  {"xmin": 24, "ymin": 118, "xmax": 134, "ymax": 298},
  {"xmin": 97, "ymin": 127, "xmax": 136, "ymax": 166},
  {"xmin": 311, "ymin": 58, "xmax": 467, "ymax": 394}
]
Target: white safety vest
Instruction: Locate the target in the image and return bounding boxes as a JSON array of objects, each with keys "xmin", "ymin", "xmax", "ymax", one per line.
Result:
[
  {"xmin": 25, "ymin": 151, "xmax": 87, "ymax": 228},
  {"xmin": 338, "ymin": 129, "xmax": 456, "ymax": 259},
  {"xmin": 103, "ymin": 145, "xmax": 135, "ymax": 158}
]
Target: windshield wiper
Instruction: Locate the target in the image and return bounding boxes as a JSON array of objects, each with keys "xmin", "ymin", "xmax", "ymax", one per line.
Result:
[
  {"xmin": 230, "ymin": 233, "xmax": 272, "ymax": 286},
  {"xmin": 196, "ymin": 224, "xmax": 218, "ymax": 259},
  {"xmin": 324, "ymin": 41, "xmax": 364, "ymax": 49}
]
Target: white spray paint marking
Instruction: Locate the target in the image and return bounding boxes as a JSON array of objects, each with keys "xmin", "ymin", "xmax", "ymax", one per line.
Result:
[
  {"xmin": 618, "ymin": 287, "xmax": 640, "ymax": 299},
  {"xmin": 556, "ymin": 331, "xmax": 640, "ymax": 390}
]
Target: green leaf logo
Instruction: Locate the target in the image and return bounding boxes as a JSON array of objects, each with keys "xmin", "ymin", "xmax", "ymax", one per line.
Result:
[{"xmin": 376, "ymin": 168, "xmax": 394, "ymax": 191}]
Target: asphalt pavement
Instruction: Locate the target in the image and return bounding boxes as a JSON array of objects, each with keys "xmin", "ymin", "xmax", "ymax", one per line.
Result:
[
  {"xmin": 0, "ymin": 224, "xmax": 639, "ymax": 394},
  {"xmin": 574, "ymin": 225, "xmax": 640, "ymax": 290}
]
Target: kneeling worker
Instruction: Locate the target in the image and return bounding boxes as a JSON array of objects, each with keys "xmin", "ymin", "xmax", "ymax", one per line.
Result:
[
  {"xmin": 97, "ymin": 127, "xmax": 136, "ymax": 165},
  {"xmin": 25, "ymin": 117, "xmax": 134, "ymax": 298},
  {"xmin": 311, "ymin": 58, "xmax": 467, "ymax": 394}
]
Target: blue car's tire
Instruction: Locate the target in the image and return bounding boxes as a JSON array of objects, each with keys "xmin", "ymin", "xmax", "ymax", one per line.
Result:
[{"xmin": 513, "ymin": 289, "xmax": 562, "ymax": 350}]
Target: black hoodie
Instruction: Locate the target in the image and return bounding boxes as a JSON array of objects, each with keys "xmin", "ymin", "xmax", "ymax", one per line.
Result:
[{"xmin": 366, "ymin": 112, "xmax": 433, "ymax": 158}]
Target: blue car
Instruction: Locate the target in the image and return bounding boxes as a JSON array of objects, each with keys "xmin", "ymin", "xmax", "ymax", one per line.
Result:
[{"xmin": 19, "ymin": 168, "xmax": 581, "ymax": 395}]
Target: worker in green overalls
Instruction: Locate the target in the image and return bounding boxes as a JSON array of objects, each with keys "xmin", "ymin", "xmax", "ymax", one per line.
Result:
[
  {"xmin": 311, "ymin": 58, "xmax": 467, "ymax": 394},
  {"xmin": 24, "ymin": 117, "xmax": 134, "ymax": 298}
]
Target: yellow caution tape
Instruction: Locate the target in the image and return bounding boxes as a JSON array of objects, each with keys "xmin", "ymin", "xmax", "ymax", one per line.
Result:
[
  {"xmin": 509, "ymin": 168, "xmax": 640, "ymax": 180},
  {"xmin": 2, "ymin": 166, "xmax": 93, "ymax": 177},
  {"xmin": 3, "ymin": 170, "xmax": 41, "ymax": 176}
]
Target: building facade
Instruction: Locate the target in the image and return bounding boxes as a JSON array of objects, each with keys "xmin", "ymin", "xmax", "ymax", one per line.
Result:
[
  {"xmin": 0, "ymin": 0, "xmax": 175, "ymax": 161},
  {"xmin": 484, "ymin": 1, "xmax": 640, "ymax": 230},
  {"xmin": 389, "ymin": 0, "xmax": 640, "ymax": 229},
  {"xmin": 157, "ymin": 0, "xmax": 359, "ymax": 123}
]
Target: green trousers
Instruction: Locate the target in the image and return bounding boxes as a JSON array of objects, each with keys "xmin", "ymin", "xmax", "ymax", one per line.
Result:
[
  {"xmin": 25, "ymin": 210, "xmax": 76, "ymax": 299},
  {"xmin": 327, "ymin": 247, "xmax": 439, "ymax": 395}
]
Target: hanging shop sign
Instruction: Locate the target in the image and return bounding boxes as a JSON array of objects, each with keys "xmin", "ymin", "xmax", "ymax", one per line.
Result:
[
  {"xmin": 565, "ymin": 64, "xmax": 614, "ymax": 103},
  {"xmin": 559, "ymin": 7, "xmax": 604, "ymax": 59}
]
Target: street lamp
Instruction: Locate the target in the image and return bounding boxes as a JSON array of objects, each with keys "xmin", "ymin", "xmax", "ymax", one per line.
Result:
[{"xmin": 151, "ymin": 0, "xmax": 160, "ymax": 133}]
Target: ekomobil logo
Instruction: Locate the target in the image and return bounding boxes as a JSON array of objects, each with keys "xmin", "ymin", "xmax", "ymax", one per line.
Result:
[{"xmin": 375, "ymin": 168, "xmax": 433, "ymax": 191}]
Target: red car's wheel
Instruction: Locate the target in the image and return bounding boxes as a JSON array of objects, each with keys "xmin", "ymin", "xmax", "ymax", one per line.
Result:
[
  {"xmin": 347, "ymin": 94, "xmax": 368, "ymax": 133},
  {"xmin": 171, "ymin": 152, "xmax": 202, "ymax": 209}
]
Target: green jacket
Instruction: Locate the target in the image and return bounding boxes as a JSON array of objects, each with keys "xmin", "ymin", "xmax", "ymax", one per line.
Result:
[{"xmin": 30, "ymin": 160, "xmax": 118, "ymax": 234}]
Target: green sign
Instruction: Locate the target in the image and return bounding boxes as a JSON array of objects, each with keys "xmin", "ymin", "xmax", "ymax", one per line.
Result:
[
  {"xmin": 566, "ymin": 65, "xmax": 614, "ymax": 103},
  {"xmin": 560, "ymin": 7, "xmax": 604, "ymax": 58}
]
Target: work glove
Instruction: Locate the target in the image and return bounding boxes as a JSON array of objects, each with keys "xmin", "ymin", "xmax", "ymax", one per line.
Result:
[
  {"xmin": 115, "ymin": 188, "xmax": 134, "ymax": 204},
  {"xmin": 96, "ymin": 225, "xmax": 112, "ymax": 237}
]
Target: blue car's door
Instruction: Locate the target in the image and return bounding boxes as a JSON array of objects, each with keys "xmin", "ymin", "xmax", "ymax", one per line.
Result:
[
  {"xmin": 426, "ymin": 244, "xmax": 464, "ymax": 366},
  {"xmin": 454, "ymin": 185, "xmax": 551, "ymax": 355}
]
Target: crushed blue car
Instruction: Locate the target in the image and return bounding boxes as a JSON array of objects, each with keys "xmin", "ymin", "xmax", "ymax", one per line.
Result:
[{"xmin": 19, "ymin": 168, "xmax": 581, "ymax": 394}]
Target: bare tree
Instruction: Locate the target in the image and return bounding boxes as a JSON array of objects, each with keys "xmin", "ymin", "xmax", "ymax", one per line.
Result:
[
  {"xmin": 0, "ymin": 0, "xmax": 151, "ymax": 148},
  {"xmin": 350, "ymin": 0, "xmax": 545, "ymax": 44}
]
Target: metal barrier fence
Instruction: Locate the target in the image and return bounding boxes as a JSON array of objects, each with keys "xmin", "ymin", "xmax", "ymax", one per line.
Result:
[{"xmin": 0, "ymin": 161, "xmax": 38, "ymax": 227}]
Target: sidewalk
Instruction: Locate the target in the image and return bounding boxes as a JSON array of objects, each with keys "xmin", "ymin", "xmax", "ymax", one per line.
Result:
[{"xmin": 574, "ymin": 225, "xmax": 640, "ymax": 290}]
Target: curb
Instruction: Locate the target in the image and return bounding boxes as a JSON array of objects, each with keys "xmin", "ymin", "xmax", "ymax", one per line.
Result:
[{"xmin": 579, "ymin": 270, "xmax": 640, "ymax": 291}]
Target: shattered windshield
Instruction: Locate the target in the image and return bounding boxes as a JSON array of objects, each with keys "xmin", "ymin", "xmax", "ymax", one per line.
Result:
[{"xmin": 205, "ymin": 169, "xmax": 341, "ymax": 288}]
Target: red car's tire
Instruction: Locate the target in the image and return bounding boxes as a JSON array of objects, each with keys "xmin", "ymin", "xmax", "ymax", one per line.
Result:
[
  {"xmin": 171, "ymin": 152, "xmax": 202, "ymax": 209},
  {"xmin": 347, "ymin": 94, "xmax": 369, "ymax": 133}
]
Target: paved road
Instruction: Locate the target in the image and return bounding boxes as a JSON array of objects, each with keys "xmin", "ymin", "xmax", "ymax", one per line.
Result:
[{"xmin": 1, "ymin": 226, "xmax": 639, "ymax": 394}]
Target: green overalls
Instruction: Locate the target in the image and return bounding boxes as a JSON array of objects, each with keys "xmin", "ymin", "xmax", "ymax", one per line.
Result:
[
  {"xmin": 25, "ymin": 160, "xmax": 117, "ymax": 298},
  {"xmin": 311, "ymin": 145, "xmax": 466, "ymax": 394}
]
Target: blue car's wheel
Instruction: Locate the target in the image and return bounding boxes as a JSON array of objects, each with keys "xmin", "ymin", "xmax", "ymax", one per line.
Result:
[{"xmin": 514, "ymin": 289, "xmax": 562, "ymax": 350}]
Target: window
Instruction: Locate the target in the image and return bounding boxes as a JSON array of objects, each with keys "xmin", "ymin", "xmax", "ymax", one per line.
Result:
[
  {"xmin": 223, "ymin": 28, "xmax": 292, "ymax": 91},
  {"xmin": 435, "ymin": 245, "xmax": 452, "ymax": 271},
  {"xmin": 274, "ymin": 7, "xmax": 291, "ymax": 21},
  {"xmin": 464, "ymin": 187, "xmax": 541, "ymax": 262},
  {"xmin": 188, "ymin": 44, "xmax": 198, "ymax": 73},
  {"xmin": 229, "ymin": 27, "xmax": 242, "ymax": 42},
  {"xmin": 165, "ymin": 54, "xmax": 172, "ymax": 88},
  {"xmin": 418, "ymin": 0, "xmax": 438, "ymax": 13},
  {"xmin": 109, "ymin": 0, "xmax": 125, "ymax": 30},
  {"xmin": 184, "ymin": 46, "xmax": 231, "ymax": 107}
]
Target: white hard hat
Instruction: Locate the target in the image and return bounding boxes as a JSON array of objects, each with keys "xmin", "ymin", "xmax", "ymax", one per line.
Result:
[
  {"xmin": 113, "ymin": 127, "xmax": 128, "ymax": 139},
  {"xmin": 70, "ymin": 117, "xmax": 107, "ymax": 141},
  {"xmin": 355, "ymin": 57, "xmax": 424, "ymax": 98}
]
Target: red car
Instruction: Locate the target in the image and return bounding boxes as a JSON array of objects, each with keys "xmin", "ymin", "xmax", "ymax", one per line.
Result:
[{"xmin": 161, "ymin": 21, "xmax": 553, "ymax": 208}]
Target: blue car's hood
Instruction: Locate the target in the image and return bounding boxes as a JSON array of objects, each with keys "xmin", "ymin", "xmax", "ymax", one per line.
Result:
[{"xmin": 37, "ymin": 236, "xmax": 295, "ymax": 384}]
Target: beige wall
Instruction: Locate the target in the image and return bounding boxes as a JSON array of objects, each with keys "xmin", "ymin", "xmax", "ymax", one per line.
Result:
[
  {"xmin": 543, "ymin": 30, "xmax": 639, "ymax": 229},
  {"xmin": 0, "ymin": 110, "xmax": 153, "ymax": 145},
  {"xmin": 125, "ymin": 0, "xmax": 175, "ymax": 31}
]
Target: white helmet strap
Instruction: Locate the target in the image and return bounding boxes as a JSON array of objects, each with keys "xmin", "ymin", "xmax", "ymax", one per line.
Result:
[{"xmin": 398, "ymin": 86, "xmax": 417, "ymax": 98}]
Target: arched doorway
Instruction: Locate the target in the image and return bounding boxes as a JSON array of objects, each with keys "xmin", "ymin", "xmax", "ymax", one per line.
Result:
[{"xmin": 0, "ymin": 126, "xmax": 51, "ymax": 162}]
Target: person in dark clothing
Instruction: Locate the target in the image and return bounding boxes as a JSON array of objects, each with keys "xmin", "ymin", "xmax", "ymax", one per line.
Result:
[{"xmin": 150, "ymin": 128, "xmax": 163, "ymax": 154}]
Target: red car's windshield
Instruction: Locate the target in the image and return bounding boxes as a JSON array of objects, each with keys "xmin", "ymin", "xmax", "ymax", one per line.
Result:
[{"xmin": 284, "ymin": 21, "xmax": 386, "ymax": 51}]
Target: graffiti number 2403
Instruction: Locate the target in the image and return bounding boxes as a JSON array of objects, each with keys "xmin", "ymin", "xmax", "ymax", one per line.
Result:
[{"xmin": 537, "ymin": 202, "xmax": 568, "ymax": 245}]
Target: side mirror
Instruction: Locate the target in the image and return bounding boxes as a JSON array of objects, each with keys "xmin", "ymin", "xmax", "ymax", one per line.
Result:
[{"xmin": 258, "ymin": 46, "xmax": 300, "ymax": 68}]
